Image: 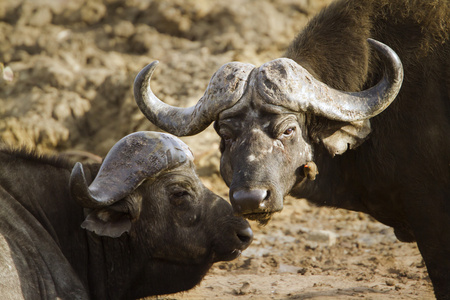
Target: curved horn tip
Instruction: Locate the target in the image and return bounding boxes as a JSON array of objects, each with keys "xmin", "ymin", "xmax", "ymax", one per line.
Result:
[
  {"xmin": 135, "ymin": 60, "xmax": 160, "ymax": 85},
  {"xmin": 367, "ymin": 39, "xmax": 395, "ymax": 60},
  {"xmin": 70, "ymin": 162, "xmax": 86, "ymax": 188},
  {"xmin": 70, "ymin": 162, "xmax": 103, "ymax": 209},
  {"xmin": 367, "ymin": 38, "xmax": 403, "ymax": 72},
  {"xmin": 144, "ymin": 60, "xmax": 159, "ymax": 73}
]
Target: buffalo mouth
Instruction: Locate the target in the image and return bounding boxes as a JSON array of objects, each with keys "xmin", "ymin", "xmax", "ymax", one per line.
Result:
[
  {"xmin": 214, "ymin": 248, "xmax": 243, "ymax": 262},
  {"xmin": 243, "ymin": 212, "xmax": 274, "ymax": 225},
  {"xmin": 212, "ymin": 227, "xmax": 253, "ymax": 262}
]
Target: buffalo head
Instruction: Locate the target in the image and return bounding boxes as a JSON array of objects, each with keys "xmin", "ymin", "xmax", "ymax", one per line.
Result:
[
  {"xmin": 133, "ymin": 39, "xmax": 403, "ymax": 224},
  {"xmin": 70, "ymin": 131, "xmax": 253, "ymax": 297}
]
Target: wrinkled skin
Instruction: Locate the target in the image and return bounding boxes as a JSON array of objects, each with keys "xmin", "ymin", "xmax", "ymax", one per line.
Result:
[
  {"xmin": 0, "ymin": 145, "xmax": 252, "ymax": 299},
  {"xmin": 215, "ymin": 93, "xmax": 313, "ymax": 223},
  {"xmin": 214, "ymin": 1, "xmax": 450, "ymax": 299}
]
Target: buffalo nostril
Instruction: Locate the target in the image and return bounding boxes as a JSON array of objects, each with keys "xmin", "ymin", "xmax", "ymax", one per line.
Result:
[
  {"xmin": 232, "ymin": 189, "xmax": 268, "ymax": 214},
  {"xmin": 236, "ymin": 226, "xmax": 253, "ymax": 245}
]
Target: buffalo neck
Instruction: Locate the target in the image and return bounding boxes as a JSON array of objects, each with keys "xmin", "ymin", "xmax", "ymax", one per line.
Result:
[
  {"xmin": 290, "ymin": 147, "xmax": 369, "ymax": 213},
  {"xmin": 290, "ymin": 137, "xmax": 412, "ymax": 234},
  {"xmin": 0, "ymin": 150, "xmax": 92, "ymax": 290}
]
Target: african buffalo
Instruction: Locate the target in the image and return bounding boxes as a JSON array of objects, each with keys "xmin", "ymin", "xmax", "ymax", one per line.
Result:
[
  {"xmin": 0, "ymin": 131, "xmax": 253, "ymax": 299},
  {"xmin": 133, "ymin": 0, "xmax": 450, "ymax": 297}
]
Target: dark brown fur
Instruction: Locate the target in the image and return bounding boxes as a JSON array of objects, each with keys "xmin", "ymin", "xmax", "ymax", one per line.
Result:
[
  {"xmin": 282, "ymin": 1, "xmax": 450, "ymax": 298},
  {"xmin": 0, "ymin": 144, "xmax": 252, "ymax": 299},
  {"xmin": 285, "ymin": 0, "xmax": 449, "ymax": 89},
  {"xmin": 217, "ymin": 0, "xmax": 449, "ymax": 298}
]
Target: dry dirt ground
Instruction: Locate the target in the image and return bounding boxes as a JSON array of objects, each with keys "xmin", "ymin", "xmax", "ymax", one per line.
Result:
[
  {"xmin": 168, "ymin": 195, "xmax": 434, "ymax": 299},
  {"xmin": 0, "ymin": 0, "xmax": 435, "ymax": 299}
]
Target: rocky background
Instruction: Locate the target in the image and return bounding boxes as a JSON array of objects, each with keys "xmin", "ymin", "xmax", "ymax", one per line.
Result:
[
  {"xmin": 0, "ymin": 0, "xmax": 320, "ymax": 156},
  {"xmin": 0, "ymin": 0, "xmax": 434, "ymax": 299}
]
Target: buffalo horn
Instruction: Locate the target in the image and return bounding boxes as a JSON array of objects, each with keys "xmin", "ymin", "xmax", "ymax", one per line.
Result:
[
  {"xmin": 133, "ymin": 61, "xmax": 255, "ymax": 136},
  {"xmin": 257, "ymin": 38, "xmax": 404, "ymax": 121},
  {"xmin": 70, "ymin": 131, "xmax": 193, "ymax": 209}
]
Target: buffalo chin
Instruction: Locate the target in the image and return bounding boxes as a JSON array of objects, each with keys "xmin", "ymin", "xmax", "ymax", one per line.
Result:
[
  {"xmin": 212, "ymin": 249, "xmax": 242, "ymax": 262},
  {"xmin": 145, "ymin": 248, "xmax": 243, "ymax": 295},
  {"xmin": 243, "ymin": 212, "xmax": 274, "ymax": 225},
  {"xmin": 134, "ymin": 259, "xmax": 213, "ymax": 298}
]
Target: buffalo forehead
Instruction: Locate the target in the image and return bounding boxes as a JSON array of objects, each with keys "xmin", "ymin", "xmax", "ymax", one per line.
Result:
[
  {"xmin": 218, "ymin": 94, "xmax": 295, "ymax": 122},
  {"xmin": 210, "ymin": 61, "xmax": 255, "ymax": 90},
  {"xmin": 102, "ymin": 132, "xmax": 191, "ymax": 172},
  {"xmin": 158, "ymin": 132, "xmax": 194, "ymax": 162},
  {"xmin": 204, "ymin": 62, "xmax": 255, "ymax": 113},
  {"xmin": 217, "ymin": 59, "xmax": 305, "ymax": 127},
  {"xmin": 255, "ymin": 58, "xmax": 318, "ymax": 110}
]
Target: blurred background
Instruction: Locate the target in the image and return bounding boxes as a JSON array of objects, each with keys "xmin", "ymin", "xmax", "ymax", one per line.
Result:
[{"xmin": 0, "ymin": 0, "xmax": 325, "ymax": 156}]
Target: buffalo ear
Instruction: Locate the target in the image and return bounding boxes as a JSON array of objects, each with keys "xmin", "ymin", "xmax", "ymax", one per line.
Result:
[
  {"xmin": 81, "ymin": 195, "xmax": 143, "ymax": 238},
  {"xmin": 81, "ymin": 209, "xmax": 132, "ymax": 238},
  {"xmin": 312, "ymin": 119, "xmax": 371, "ymax": 157}
]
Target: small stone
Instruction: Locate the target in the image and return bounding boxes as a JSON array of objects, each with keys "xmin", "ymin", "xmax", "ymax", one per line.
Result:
[
  {"xmin": 306, "ymin": 230, "xmax": 337, "ymax": 247},
  {"xmin": 236, "ymin": 282, "xmax": 251, "ymax": 295},
  {"xmin": 386, "ymin": 279, "xmax": 395, "ymax": 286}
]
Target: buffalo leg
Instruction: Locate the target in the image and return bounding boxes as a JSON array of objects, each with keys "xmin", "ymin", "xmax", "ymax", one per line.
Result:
[{"xmin": 409, "ymin": 194, "xmax": 450, "ymax": 300}]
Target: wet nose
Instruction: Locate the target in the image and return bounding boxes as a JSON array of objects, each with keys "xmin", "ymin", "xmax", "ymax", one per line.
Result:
[
  {"xmin": 236, "ymin": 226, "xmax": 253, "ymax": 246},
  {"xmin": 231, "ymin": 189, "xmax": 269, "ymax": 214}
]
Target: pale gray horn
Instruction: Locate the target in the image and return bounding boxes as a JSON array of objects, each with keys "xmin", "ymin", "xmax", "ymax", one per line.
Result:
[
  {"xmin": 133, "ymin": 61, "xmax": 255, "ymax": 136},
  {"xmin": 257, "ymin": 38, "xmax": 404, "ymax": 121},
  {"xmin": 70, "ymin": 131, "xmax": 193, "ymax": 208}
]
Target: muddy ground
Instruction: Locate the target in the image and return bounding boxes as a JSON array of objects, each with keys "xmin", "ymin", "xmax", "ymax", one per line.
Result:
[{"xmin": 0, "ymin": 0, "xmax": 435, "ymax": 299}]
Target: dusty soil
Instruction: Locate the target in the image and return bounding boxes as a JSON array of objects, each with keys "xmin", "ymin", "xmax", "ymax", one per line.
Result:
[
  {"xmin": 169, "ymin": 196, "xmax": 434, "ymax": 299},
  {"xmin": 0, "ymin": 0, "xmax": 435, "ymax": 299}
]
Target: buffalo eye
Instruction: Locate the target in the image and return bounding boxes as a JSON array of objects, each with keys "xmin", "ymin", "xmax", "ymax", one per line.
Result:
[
  {"xmin": 280, "ymin": 127, "xmax": 296, "ymax": 139},
  {"xmin": 220, "ymin": 131, "xmax": 233, "ymax": 144},
  {"xmin": 284, "ymin": 128, "xmax": 294, "ymax": 135},
  {"xmin": 173, "ymin": 191, "xmax": 189, "ymax": 197},
  {"xmin": 169, "ymin": 190, "xmax": 191, "ymax": 207}
]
